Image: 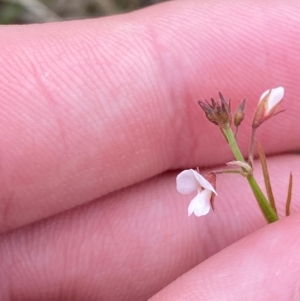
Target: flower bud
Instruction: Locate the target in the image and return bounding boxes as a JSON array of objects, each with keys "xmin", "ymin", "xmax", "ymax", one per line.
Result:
[
  {"xmin": 198, "ymin": 101, "xmax": 219, "ymax": 125},
  {"xmin": 252, "ymin": 87, "xmax": 284, "ymax": 128},
  {"xmin": 234, "ymin": 98, "xmax": 246, "ymax": 127},
  {"xmin": 198, "ymin": 92, "xmax": 232, "ymax": 129}
]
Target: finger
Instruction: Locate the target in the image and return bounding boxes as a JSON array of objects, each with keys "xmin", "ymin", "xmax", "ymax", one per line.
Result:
[
  {"xmin": 150, "ymin": 214, "xmax": 300, "ymax": 301},
  {"xmin": 1, "ymin": 0, "xmax": 300, "ymax": 231},
  {"xmin": 0, "ymin": 154, "xmax": 299, "ymax": 300}
]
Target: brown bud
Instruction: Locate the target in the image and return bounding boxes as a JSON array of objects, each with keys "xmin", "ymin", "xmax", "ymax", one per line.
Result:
[
  {"xmin": 234, "ymin": 98, "xmax": 246, "ymax": 127},
  {"xmin": 198, "ymin": 100, "xmax": 219, "ymax": 125},
  {"xmin": 198, "ymin": 92, "xmax": 232, "ymax": 129}
]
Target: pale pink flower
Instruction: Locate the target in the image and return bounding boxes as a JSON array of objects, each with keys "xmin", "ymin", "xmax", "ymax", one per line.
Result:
[
  {"xmin": 252, "ymin": 87, "xmax": 284, "ymax": 128},
  {"xmin": 176, "ymin": 169, "xmax": 217, "ymax": 217}
]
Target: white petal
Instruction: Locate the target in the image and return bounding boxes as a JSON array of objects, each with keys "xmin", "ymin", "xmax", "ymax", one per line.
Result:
[
  {"xmin": 259, "ymin": 89, "xmax": 270, "ymax": 101},
  {"xmin": 177, "ymin": 169, "xmax": 217, "ymax": 195},
  {"xmin": 259, "ymin": 87, "xmax": 284, "ymax": 113},
  {"xmin": 188, "ymin": 193, "xmax": 201, "ymax": 216},
  {"xmin": 192, "ymin": 170, "xmax": 217, "ymax": 195},
  {"xmin": 188, "ymin": 190, "xmax": 212, "ymax": 217},
  {"xmin": 267, "ymin": 87, "xmax": 284, "ymax": 112},
  {"xmin": 176, "ymin": 169, "xmax": 201, "ymax": 194}
]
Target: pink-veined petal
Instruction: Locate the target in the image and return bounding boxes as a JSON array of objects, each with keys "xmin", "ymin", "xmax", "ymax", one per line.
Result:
[
  {"xmin": 188, "ymin": 189, "xmax": 212, "ymax": 217},
  {"xmin": 176, "ymin": 169, "xmax": 201, "ymax": 194}
]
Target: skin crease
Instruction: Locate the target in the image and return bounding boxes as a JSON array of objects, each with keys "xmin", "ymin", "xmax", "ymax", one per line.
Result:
[{"xmin": 0, "ymin": 0, "xmax": 299, "ymax": 300}]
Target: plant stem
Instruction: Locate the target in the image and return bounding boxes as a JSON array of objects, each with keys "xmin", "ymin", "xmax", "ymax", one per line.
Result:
[
  {"xmin": 246, "ymin": 176, "xmax": 278, "ymax": 223},
  {"xmin": 223, "ymin": 126, "xmax": 278, "ymax": 223},
  {"xmin": 213, "ymin": 168, "xmax": 247, "ymax": 176},
  {"xmin": 248, "ymin": 127, "xmax": 256, "ymax": 167},
  {"xmin": 223, "ymin": 126, "xmax": 245, "ymax": 162}
]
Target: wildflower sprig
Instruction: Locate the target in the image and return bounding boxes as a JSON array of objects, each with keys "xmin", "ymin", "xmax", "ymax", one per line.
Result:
[{"xmin": 176, "ymin": 87, "xmax": 292, "ymax": 224}]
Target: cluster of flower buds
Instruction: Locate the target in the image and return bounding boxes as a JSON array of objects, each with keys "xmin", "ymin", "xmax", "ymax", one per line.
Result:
[
  {"xmin": 198, "ymin": 93, "xmax": 232, "ymax": 129},
  {"xmin": 198, "ymin": 93, "xmax": 247, "ymax": 131},
  {"xmin": 198, "ymin": 87, "xmax": 284, "ymax": 131}
]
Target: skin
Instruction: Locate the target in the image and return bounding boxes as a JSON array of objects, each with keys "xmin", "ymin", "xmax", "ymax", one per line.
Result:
[{"xmin": 0, "ymin": 0, "xmax": 299, "ymax": 300}]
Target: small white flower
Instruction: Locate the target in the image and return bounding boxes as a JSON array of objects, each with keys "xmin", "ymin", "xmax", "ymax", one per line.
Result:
[
  {"xmin": 259, "ymin": 87, "xmax": 284, "ymax": 114},
  {"xmin": 176, "ymin": 169, "xmax": 217, "ymax": 217},
  {"xmin": 252, "ymin": 87, "xmax": 284, "ymax": 128}
]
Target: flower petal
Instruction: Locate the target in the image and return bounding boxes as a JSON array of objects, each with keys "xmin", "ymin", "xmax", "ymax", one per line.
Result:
[
  {"xmin": 188, "ymin": 189, "xmax": 212, "ymax": 217},
  {"xmin": 267, "ymin": 87, "xmax": 284, "ymax": 113},
  {"xmin": 176, "ymin": 169, "xmax": 201, "ymax": 194},
  {"xmin": 259, "ymin": 87, "xmax": 284, "ymax": 114},
  {"xmin": 187, "ymin": 193, "xmax": 200, "ymax": 216},
  {"xmin": 192, "ymin": 170, "xmax": 217, "ymax": 195}
]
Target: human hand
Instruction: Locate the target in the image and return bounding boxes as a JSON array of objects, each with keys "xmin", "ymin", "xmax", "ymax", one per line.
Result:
[{"xmin": 0, "ymin": 0, "xmax": 300, "ymax": 300}]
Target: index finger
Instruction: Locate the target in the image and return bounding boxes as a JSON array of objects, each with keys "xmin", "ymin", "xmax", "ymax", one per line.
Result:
[{"xmin": 0, "ymin": 0, "xmax": 299, "ymax": 231}]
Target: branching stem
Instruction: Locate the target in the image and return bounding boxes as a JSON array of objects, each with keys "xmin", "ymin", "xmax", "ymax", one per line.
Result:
[{"xmin": 223, "ymin": 126, "xmax": 278, "ymax": 223}]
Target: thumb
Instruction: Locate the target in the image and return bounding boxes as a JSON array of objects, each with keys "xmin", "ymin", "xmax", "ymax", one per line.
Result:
[{"xmin": 150, "ymin": 214, "xmax": 300, "ymax": 301}]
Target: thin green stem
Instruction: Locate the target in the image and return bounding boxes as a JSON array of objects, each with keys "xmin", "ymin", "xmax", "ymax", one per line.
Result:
[
  {"xmin": 246, "ymin": 175, "xmax": 278, "ymax": 223},
  {"xmin": 223, "ymin": 126, "xmax": 245, "ymax": 162},
  {"xmin": 223, "ymin": 126, "xmax": 278, "ymax": 223}
]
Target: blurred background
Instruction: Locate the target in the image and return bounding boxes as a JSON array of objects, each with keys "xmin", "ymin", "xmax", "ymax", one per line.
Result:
[{"xmin": 0, "ymin": 0, "xmax": 169, "ymax": 24}]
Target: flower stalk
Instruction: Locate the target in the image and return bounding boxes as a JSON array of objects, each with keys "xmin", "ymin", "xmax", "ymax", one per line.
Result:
[
  {"xmin": 223, "ymin": 126, "xmax": 278, "ymax": 223},
  {"xmin": 248, "ymin": 127, "xmax": 256, "ymax": 167}
]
